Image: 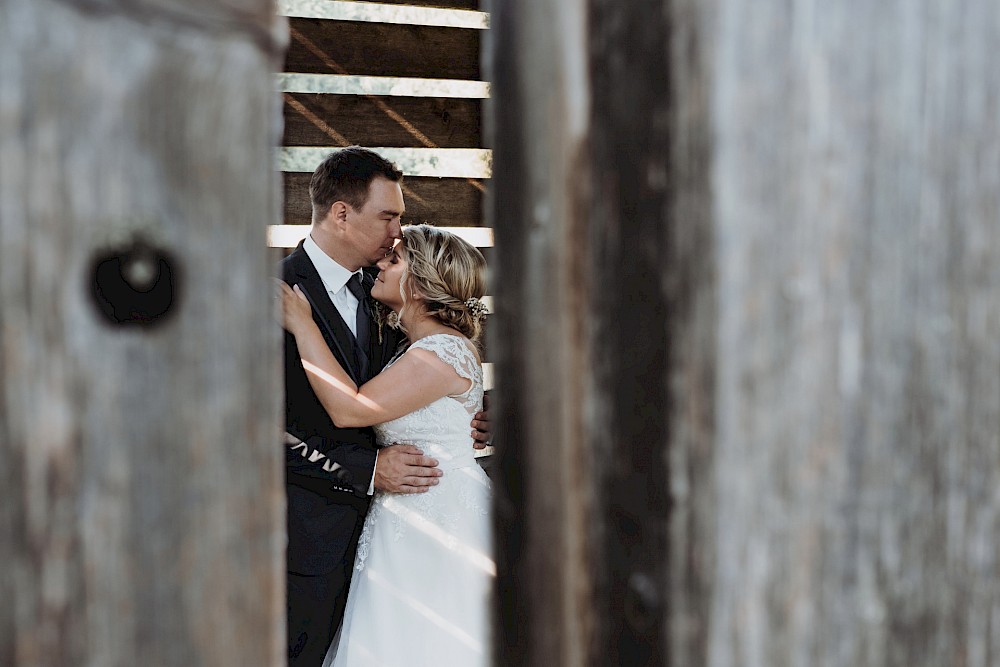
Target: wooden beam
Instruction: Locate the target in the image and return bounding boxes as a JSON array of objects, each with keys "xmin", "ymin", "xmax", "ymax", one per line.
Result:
[
  {"xmin": 493, "ymin": 0, "xmax": 1000, "ymax": 664},
  {"xmin": 267, "ymin": 224, "xmax": 494, "ymax": 248},
  {"xmin": 278, "ymin": 0, "xmax": 489, "ymax": 29},
  {"xmin": 283, "ymin": 173, "xmax": 485, "ymax": 229},
  {"xmin": 668, "ymin": 0, "xmax": 1000, "ymax": 664},
  {"xmin": 347, "ymin": 0, "xmax": 480, "ymax": 8},
  {"xmin": 491, "ymin": 0, "xmax": 650, "ymax": 663},
  {"xmin": 283, "ymin": 93, "xmax": 481, "ymax": 148},
  {"xmin": 0, "ymin": 0, "xmax": 283, "ymax": 664},
  {"xmin": 278, "ymin": 73, "xmax": 491, "ymax": 98},
  {"xmin": 286, "ymin": 18, "xmax": 480, "ymax": 80},
  {"xmin": 280, "ymin": 146, "xmax": 492, "ymax": 178}
]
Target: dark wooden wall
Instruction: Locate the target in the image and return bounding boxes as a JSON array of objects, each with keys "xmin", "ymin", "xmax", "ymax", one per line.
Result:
[
  {"xmin": 490, "ymin": 0, "xmax": 1000, "ymax": 665},
  {"xmin": 277, "ymin": 0, "xmax": 488, "ymax": 230},
  {"xmin": 0, "ymin": 0, "xmax": 284, "ymax": 665},
  {"xmin": 276, "ymin": 0, "xmax": 495, "ymax": 399}
]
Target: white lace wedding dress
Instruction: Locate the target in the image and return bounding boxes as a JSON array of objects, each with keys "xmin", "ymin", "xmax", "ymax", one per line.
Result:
[{"xmin": 324, "ymin": 334, "xmax": 494, "ymax": 667}]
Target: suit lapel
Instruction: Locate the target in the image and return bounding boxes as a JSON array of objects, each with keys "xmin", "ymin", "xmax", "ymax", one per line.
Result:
[{"xmin": 289, "ymin": 244, "xmax": 365, "ymax": 387}]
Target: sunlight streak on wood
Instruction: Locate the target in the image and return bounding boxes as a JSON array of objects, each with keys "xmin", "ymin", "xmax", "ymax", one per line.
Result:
[
  {"xmin": 278, "ymin": 73, "xmax": 490, "ymax": 99},
  {"xmin": 280, "ymin": 147, "xmax": 492, "ymax": 178}
]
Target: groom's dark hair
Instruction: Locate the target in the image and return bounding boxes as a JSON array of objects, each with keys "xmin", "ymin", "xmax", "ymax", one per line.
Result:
[{"xmin": 310, "ymin": 146, "xmax": 404, "ymax": 221}]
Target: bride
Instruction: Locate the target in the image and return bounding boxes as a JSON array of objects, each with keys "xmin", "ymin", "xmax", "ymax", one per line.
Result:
[{"xmin": 279, "ymin": 224, "xmax": 493, "ymax": 667}]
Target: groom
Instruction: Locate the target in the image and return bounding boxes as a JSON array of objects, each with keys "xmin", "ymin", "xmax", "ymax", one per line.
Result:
[{"xmin": 281, "ymin": 147, "xmax": 490, "ymax": 666}]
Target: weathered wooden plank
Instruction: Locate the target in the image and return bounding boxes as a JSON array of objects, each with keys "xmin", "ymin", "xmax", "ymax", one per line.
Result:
[
  {"xmin": 280, "ymin": 146, "xmax": 491, "ymax": 177},
  {"xmin": 285, "ymin": 18, "xmax": 480, "ymax": 79},
  {"xmin": 283, "ymin": 93, "xmax": 481, "ymax": 148},
  {"xmin": 279, "ymin": 73, "xmax": 490, "ymax": 98},
  {"xmin": 585, "ymin": 0, "xmax": 673, "ymax": 662},
  {"xmin": 279, "ymin": 0, "xmax": 489, "ymax": 29},
  {"xmin": 664, "ymin": 1, "xmax": 716, "ymax": 666},
  {"xmin": 346, "ymin": 0, "xmax": 479, "ymax": 9},
  {"xmin": 489, "ymin": 0, "xmax": 623, "ymax": 664},
  {"xmin": 283, "ymin": 173, "xmax": 484, "ymax": 226},
  {"xmin": 669, "ymin": 1, "xmax": 1000, "ymax": 666},
  {"xmin": 0, "ymin": 0, "xmax": 284, "ymax": 665},
  {"xmin": 493, "ymin": 0, "xmax": 1000, "ymax": 665},
  {"xmin": 267, "ymin": 224, "xmax": 493, "ymax": 247}
]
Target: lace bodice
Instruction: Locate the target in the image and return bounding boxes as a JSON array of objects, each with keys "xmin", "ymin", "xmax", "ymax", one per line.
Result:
[
  {"xmin": 354, "ymin": 334, "xmax": 488, "ymax": 574},
  {"xmin": 373, "ymin": 333, "xmax": 484, "ymax": 470},
  {"xmin": 332, "ymin": 332, "xmax": 493, "ymax": 667}
]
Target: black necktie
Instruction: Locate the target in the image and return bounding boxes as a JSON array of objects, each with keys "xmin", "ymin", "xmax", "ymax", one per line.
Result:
[{"xmin": 346, "ymin": 273, "xmax": 371, "ymax": 378}]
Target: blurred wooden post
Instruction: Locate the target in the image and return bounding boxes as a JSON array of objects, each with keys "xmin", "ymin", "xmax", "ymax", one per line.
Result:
[
  {"xmin": 0, "ymin": 1, "xmax": 285, "ymax": 665},
  {"xmin": 489, "ymin": 0, "xmax": 671, "ymax": 663},
  {"xmin": 490, "ymin": 0, "xmax": 1000, "ymax": 665}
]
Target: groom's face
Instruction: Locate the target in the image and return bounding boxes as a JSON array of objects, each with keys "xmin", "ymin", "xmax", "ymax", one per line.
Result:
[{"xmin": 343, "ymin": 176, "xmax": 405, "ymax": 268}]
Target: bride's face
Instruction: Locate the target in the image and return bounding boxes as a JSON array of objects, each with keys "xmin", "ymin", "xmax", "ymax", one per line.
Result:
[{"xmin": 372, "ymin": 243, "xmax": 409, "ymax": 310}]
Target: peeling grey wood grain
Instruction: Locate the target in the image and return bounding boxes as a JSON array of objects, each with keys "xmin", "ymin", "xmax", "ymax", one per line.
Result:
[
  {"xmin": 492, "ymin": 0, "xmax": 1000, "ymax": 665},
  {"xmin": 671, "ymin": 1, "xmax": 1000, "ymax": 666},
  {"xmin": 490, "ymin": 0, "xmax": 671, "ymax": 663},
  {"xmin": 0, "ymin": 0, "xmax": 285, "ymax": 665}
]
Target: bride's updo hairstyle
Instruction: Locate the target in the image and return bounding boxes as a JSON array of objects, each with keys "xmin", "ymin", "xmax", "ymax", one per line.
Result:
[{"xmin": 399, "ymin": 224, "xmax": 488, "ymax": 343}]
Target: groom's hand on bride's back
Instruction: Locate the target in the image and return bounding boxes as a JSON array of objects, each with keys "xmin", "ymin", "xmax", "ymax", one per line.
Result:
[
  {"xmin": 470, "ymin": 393, "xmax": 491, "ymax": 450},
  {"xmin": 374, "ymin": 444, "xmax": 442, "ymax": 494}
]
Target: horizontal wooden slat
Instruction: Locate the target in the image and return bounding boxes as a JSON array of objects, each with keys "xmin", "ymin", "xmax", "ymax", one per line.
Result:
[
  {"xmin": 280, "ymin": 147, "xmax": 491, "ymax": 178},
  {"xmin": 284, "ymin": 93, "xmax": 481, "ymax": 148},
  {"xmin": 348, "ymin": 0, "xmax": 479, "ymax": 9},
  {"xmin": 279, "ymin": 73, "xmax": 490, "ymax": 99},
  {"xmin": 278, "ymin": 0, "xmax": 489, "ymax": 29},
  {"xmin": 268, "ymin": 224, "xmax": 494, "ymax": 248},
  {"xmin": 286, "ymin": 18, "xmax": 480, "ymax": 80},
  {"xmin": 283, "ymin": 173, "xmax": 484, "ymax": 227},
  {"xmin": 273, "ymin": 243, "xmax": 493, "ymax": 264}
]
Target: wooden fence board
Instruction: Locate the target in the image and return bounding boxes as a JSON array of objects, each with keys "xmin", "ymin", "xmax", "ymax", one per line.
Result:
[
  {"xmin": 285, "ymin": 18, "xmax": 480, "ymax": 79},
  {"xmin": 279, "ymin": 0, "xmax": 488, "ymax": 28},
  {"xmin": 279, "ymin": 73, "xmax": 490, "ymax": 98},
  {"xmin": 670, "ymin": 1, "xmax": 1000, "ymax": 665},
  {"xmin": 491, "ymin": 0, "xmax": 1000, "ymax": 665},
  {"xmin": 268, "ymin": 224, "xmax": 492, "ymax": 247},
  {"xmin": 280, "ymin": 146, "xmax": 490, "ymax": 176},
  {"xmin": 347, "ymin": 0, "xmax": 480, "ymax": 9},
  {"xmin": 283, "ymin": 93, "xmax": 481, "ymax": 148},
  {"xmin": 0, "ymin": 0, "xmax": 284, "ymax": 664},
  {"xmin": 489, "ymin": 0, "xmax": 608, "ymax": 663},
  {"xmin": 283, "ymin": 173, "xmax": 484, "ymax": 227}
]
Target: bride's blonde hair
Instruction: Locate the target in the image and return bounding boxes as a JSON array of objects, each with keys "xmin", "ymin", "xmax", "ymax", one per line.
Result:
[{"xmin": 389, "ymin": 224, "xmax": 488, "ymax": 344}]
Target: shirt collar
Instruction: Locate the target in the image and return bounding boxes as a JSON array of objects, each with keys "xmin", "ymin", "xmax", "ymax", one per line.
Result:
[{"xmin": 303, "ymin": 234, "xmax": 362, "ymax": 294}]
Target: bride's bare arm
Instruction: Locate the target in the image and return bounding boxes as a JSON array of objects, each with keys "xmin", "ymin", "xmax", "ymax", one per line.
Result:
[{"xmin": 280, "ymin": 281, "xmax": 469, "ymax": 428}]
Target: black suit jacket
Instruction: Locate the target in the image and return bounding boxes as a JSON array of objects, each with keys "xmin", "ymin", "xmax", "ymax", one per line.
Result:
[{"xmin": 281, "ymin": 242, "xmax": 403, "ymax": 575}]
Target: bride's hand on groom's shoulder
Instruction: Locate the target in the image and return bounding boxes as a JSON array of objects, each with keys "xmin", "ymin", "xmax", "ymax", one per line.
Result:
[{"xmin": 276, "ymin": 280, "xmax": 313, "ymax": 336}]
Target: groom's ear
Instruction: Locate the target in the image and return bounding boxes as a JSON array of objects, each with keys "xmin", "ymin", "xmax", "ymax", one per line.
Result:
[{"xmin": 328, "ymin": 201, "xmax": 349, "ymax": 228}]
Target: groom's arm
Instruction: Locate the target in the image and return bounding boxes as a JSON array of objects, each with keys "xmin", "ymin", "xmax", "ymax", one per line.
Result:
[
  {"xmin": 286, "ymin": 434, "xmax": 443, "ymax": 496},
  {"xmin": 285, "ymin": 432, "xmax": 377, "ymax": 497}
]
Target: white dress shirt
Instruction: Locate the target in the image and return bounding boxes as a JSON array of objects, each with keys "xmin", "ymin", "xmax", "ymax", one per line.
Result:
[
  {"xmin": 302, "ymin": 235, "xmax": 377, "ymax": 494},
  {"xmin": 303, "ymin": 234, "xmax": 364, "ymax": 337}
]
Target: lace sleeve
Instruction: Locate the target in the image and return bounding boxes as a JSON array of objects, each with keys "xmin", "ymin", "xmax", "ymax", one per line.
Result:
[{"xmin": 408, "ymin": 334, "xmax": 483, "ymax": 408}]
